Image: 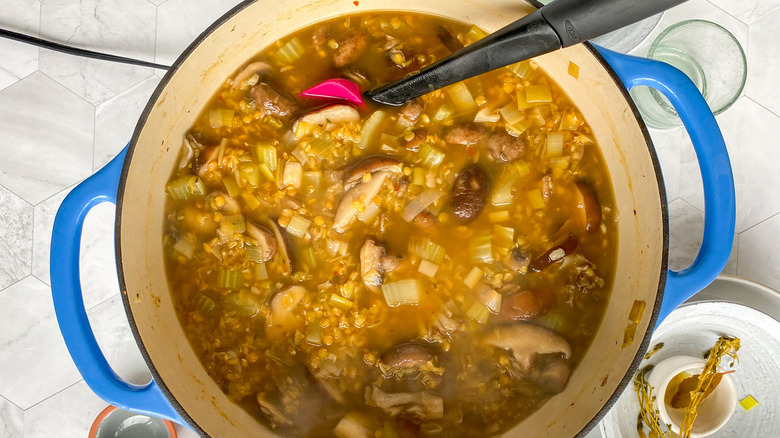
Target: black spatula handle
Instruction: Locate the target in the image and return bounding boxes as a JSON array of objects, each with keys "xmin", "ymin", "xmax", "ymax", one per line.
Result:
[{"xmin": 367, "ymin": 0, "xmax": 687, "ymax": 106}]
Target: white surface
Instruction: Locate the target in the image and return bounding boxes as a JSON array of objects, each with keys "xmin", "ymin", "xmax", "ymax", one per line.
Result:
[{"xmin": 0, "ymin": 1, "xmax": 778, "ymax": 437}]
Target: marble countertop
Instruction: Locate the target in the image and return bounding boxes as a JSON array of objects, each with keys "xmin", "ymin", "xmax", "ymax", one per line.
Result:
[{"xmin": 0, "ymin": 0, "xmax": 778, "ymax": 437}]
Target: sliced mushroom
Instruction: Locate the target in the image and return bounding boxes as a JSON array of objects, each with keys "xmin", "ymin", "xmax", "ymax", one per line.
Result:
[
  {"xmin": 404, "ymin": 129, "xmax": 427, "ymax": 152},
  {"xmin": 257, "ymin": 395, "xmax": 293, "ymax": 428},
  {"xmin": 294, "ymin": 104, "xmax": 360, "ymax": 133},
  {"xmin": 333, "ymin": 170, "xmax": 390, "ymax": 233},
  {"xmin": 195, "ymin": 145, "xmax": 219, "ymax": 176},
  {"xmin": 360, "ymin": 239, "xmax": 400, "ymax": 291},
  {"xmin": 413, "ymin": 210, "xmax": 436, "ymax": 230},
  {"xmin": 502, "ymin": 247, "xmax": 530, "ymax": 273},
  {"xmin": 574, "ymin": 182, "xmax": 602, "ymax": 232},
  {"xmin": 343, "ymin": 155, "xmax": 402, "ymax": 188},
  {"xmin": 444, "ymin": 122, "xmax": 487, "ymax": 145},
  {"xmin": 450, "ymin": 164, "xmax": 489, "ymax": 223},
  {"xmin": 365, "ymin": 386, "xmax": 444, "ymax": 420},
  {"xmin": 251, "ymin": 82, "xmax": 298, "ymax": 118},
  {"xmin": 246, "ymin": 222, "xmax": 277, "ymax": 262},
  {"xmin": 232, "ymin": 61, "xmax": 271, "ymax": 90},
  {"xmin": 487, "ymin": 132, "xmax": 526, "ymax": 163},
  {"xmin": 400, "ymin": 100, "xmax": 424, "ymax": 123},
  {"xmin": 267, "ymin": 285, "xmax": 307, "ymax": 335},
  {"xmin": 500, "ymin": 289, "xmax": 555, "ymax": 321},
  {"xmin": 379, "ymin": 343, "xmax": 439, "ymax": 372},
  {"xmin": 529, "ymin": 234, "xmax": 578, "ymax": 272},
  {"xmin": 536, "ymin": 357, "xmax": 570, "ymax": 394},
  {"xmin": 267, "ymin": 219, "xmax": 294, "ymax": 274},
  {"xmin": 333, "ymin": 31, "xmax": 368, "ymax": 67},
  {"xmin": 482, "ymin": 323, "xmax": 571, "ymax": 372}
]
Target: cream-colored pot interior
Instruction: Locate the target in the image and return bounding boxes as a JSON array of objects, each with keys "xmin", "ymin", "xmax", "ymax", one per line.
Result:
[{"xmin": 118, "ymin": 0, "xmax": 666, "ymax": 436}]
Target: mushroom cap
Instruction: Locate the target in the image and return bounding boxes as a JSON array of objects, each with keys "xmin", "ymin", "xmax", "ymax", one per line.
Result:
[{"xmin": 482, "ymin": 323, "xmax": 572, "ymax": 372}]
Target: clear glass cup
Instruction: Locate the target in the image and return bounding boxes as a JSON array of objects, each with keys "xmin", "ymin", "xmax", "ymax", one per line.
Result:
[{"xmin": 630, "ymin": 20, "xmax": 747, "ymax": 130}]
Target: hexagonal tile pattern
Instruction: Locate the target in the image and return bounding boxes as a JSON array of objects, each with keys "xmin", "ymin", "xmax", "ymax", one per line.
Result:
[
  {"xmin": 0, "ymin": 277, "xmax": 81, "ymax": 409},
  {"xmin": 0, "ymin": 72, "xmax": 94, "ymax": 204},
  {"xmin": 39, "ymin": 0, "xmax": 156, "ymax": 105},
  {"xmin": 739, "ymin": 213, "xmax": 780, "ymax": 290},
  {"xmin": 22, "ymin": 381, "xmax": 106, "ymax": 438},
  {"xmin": 0, "ymin": 185, "xmax": 32, "ymax": 291},
  {"xmin": 679, "ymin": 97, "xmax": 780, "ymax": 233},
  {"xmin": 156, "ymin": 0, "xmax": 244, "ymax": 66},
  {"xmin": 0, "ymin": 0, "xmax": 40, "ymax": 92},
  {"xmin": 94, "ymin": 75, "xmax": 160, "ymax": 169},
  {"xmin": 32, "ymin": 187, "xmax": 73, "ymax": 286},
  {"xmin": 709, "ymin": 0, "xmax": 780, "ymax": 24},
  {"xmin": 667, "ymin": 198, "xmax": 738, "ymax": 275},
  {"xmin": 746, "ymin": 10, "xmax": 780, "ymax": 118},
  {"xmin": 0, "ymin": 396, "xmax": 24, "ymax": 438}
]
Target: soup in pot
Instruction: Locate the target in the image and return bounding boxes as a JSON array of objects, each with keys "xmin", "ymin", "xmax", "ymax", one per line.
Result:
[{"xmin": 162, "ymin": 11, "xmax": 617, "ymax": 437}]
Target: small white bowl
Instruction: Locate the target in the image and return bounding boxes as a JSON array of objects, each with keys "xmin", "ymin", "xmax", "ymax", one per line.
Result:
[{"xmin": 646, "ymin": 355, "xmax": 737, "ymax": 437}]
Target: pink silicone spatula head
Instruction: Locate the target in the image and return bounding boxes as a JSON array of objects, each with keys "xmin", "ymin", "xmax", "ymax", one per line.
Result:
[{"xmin": 300, "ymin": 78, "xmax": 365, "ymax": 106}]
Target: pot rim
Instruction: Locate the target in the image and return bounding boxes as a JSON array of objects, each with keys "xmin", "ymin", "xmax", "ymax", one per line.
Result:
[{"xmin": 114, "ymin": 1, "xmax": 669, "ymax": 436}]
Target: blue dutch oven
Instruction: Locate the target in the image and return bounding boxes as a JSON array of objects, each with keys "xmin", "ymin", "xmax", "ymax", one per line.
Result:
[{"xmin": 49, "ymin": 1, "xmax": 735, "ymax": 436}]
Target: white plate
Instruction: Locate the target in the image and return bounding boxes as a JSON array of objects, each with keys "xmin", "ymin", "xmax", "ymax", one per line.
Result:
[{"xmin": 599, "ymin": 276, "xmax": 780, "ymax": 437}]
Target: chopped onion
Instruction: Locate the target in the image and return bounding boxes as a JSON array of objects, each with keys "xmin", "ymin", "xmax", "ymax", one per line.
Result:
[
  {"xmin": 282, "ymin": 160, "xmax": 303, "ymax": 189},
  {"xmin": 546, "ymin": 132, "xmax": 564, "ymax": 158},
  {"xmin": 474, "ymin": 106, "xmax": 500, "ymax": 123},
  {"xmin": 418, "ymin": 259, "xmax": 439, "ymax": 278},
  {"xmin": 419, "ymin": 144, "xmax": 445, "ymax": 168},
  {"xmin": 470, "ymin": 235, "xmax": 494, "ymax": 264},
  {"xmin": 381, "ymin": 279, "xmax": 422, "ymax": 307},
  {"xmin": 402, "ymin": 189, "xmax": 444, "ymax": 222},
  {"xmin": 512, "ymin": 160, "xmax": 531, "ymax": 177},
  {"xmin": 285, "ymin": 214, "xmax": 311, "ymax": 239},
  {"xmin": 254, "ymin": 263, "xmax": 268, "ymax": 280},
  {"xmin": 477, "ymin": 283, "xmax": 502, "ymax": 314},
  {"xmin": 433, "ymin": 104, "xmax": 453, "ymax": 121},
  {"xmin": 506, "ymin": 118, "xmax": 531, "ymax": 136},
  {"xmin": 528, "ymin": 189, "xmax": 546, "ymax": 210},
  {"xmin": 303, "ymin": 171, "xmax": 322, "ymax": 190},
  {"xmin": 463, "ymin": 266, "xmax": 483, "ymax": 289},
  {"xmin": 464, "ymin": 301, "xmax": 491, "ymax": 324},
  {"xmin": 491, "ymin": 171, "xmax": 519, "ymax": 206},
  {"xmin": 493, "ymin": 225, "xmax": 515, "ymax": 253},
  {"xmin": 499, "ymin": 104, "xmax": 525, "ymax": 126},
  {"xmin": 447, "ymin": 82, "xmax": 476, "ymax": 113},
  {"xmin": 173, "ymin": 237, "xmax": 195, "ymax": 259},
  {"xmin": 525, "ymin": 85, "xmax": 553, "ymax": 104},
  {"xmin": 309, "ymin": 136, "xmax": 337, "ymax": 156}
]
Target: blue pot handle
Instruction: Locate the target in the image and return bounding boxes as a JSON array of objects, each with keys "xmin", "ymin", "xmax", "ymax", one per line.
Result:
[
  {"xmin": 50, "ymin": 146, "xmax": 186, "ymax": 425},
  {"xmin": 595, "ymin": 45, "xmax": 736, "ymax": 326}
]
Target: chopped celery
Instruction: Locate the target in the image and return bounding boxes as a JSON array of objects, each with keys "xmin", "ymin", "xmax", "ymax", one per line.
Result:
[
  {"xmin": 515, "ymin": 89, "xmax": 532, "ymax": 110},
  {"xmin": 274, "ymin": 37, "xmax": 305, "ymax": 64},
  {"xmin": 239, "ymin": 162, "xmax": 261, "ymax": 187},
  {"xmin": 546, "ymin": 132, "xmax": 564, "ymax": 157},
  {"xmin": 419, "ymin": 144, "xmax": 445, "ymax": 168},
  {"xmin": 499, "ymin": 103, "xmax": 525, "ymax": 125},
  {"xmin": 409, "ymin": 236, "xmax": 446, "ymax": 264},
  {"xmin": 465, "ymin": 300, "xmax": 491, "ymax": 324},
  {"xmin": 432, "ymin": 104, "xmax": 453, "ymax": 121},
  {"xmin": 379, "ymin": 133, "xmax": 398, "ymax": 147},
  {"xmin": 447, "ymin": 82, "xmax": 476, "ymax": 113},
  {"xmin": 358, "ymin": 111, "xmax": 386, "ymax": 149},
  {"xmin": 223, "ymin": 290, "xmax": 261, "ymax": 316},
  {"xmin": 493, "ymin": 225, "xmax": 515, "ymax": 254},
  {"xmin": 254, "ymin": 263, "xmax": 268, "ymax": 280},
  {"xmin": 536, "ymin": 310, "xmax": 568, "ymax": 333},
  {"xmin": 222, "ymin": 177, "xmax": 239, "ymax": 197},
  {"xmin": 465, "ymin": 25, "xmax": 488, "ymax": 42},
  {"xmin": 525, "ymin": 85, "xmax": 553, "ymax": 104},
  {"xmin": 195, "ymin": 293, "xmax": 216, "ymax": 313},
  {"xmin": 166, "ymin": 176, "xmax": 206, "ymax": 201},
  {"xmin": 402, "ymin": 189, "xmax": 444, "ymax": 222},
  {"xmin": 413, "ymin": 167, "xmax": 425, "ymax": 186},
  {"xmin": 246, "ymin": 246, "xmax": 266, "ymax": 262},
  {"xmin": 309, "ymin": 136, "xmax": 337, "ymax": 156},
  {"xmin": 506, "ymin": 118, "xmax": 531, "ymax": 136},
  {"xmin": 285, "ymin": 214, "xmax": 311, "ymax": 239},
  {"xmin": 418, "ymin": 259, "xmax": 439, "ymax": 278},
  {"xmin": 492, "ymin": 171, "xmax": 519, "ymax": 206},
  {"xmin": 489, "ymin": 210, "xmax": 510, "ymax": 223},
  {"xmin": 739, "ymin": 395, "xmax": 759, "ymax": 411},
  {"xmin": 220, "ymin": 214, "xmax": 246, "ymax": 235},
  {"xmin": 474, "ymin": 106, "xmax": 500, "ymax": 123},
  {"xmin": 463, "ymin": 266, "xmax": 483, "ymax": 289},
  {"xmin": 217, "ymin": 269, "xmax": 242, "ymax": 289},
  {"xmin": 240, "ymin": 192, "xmax": 262, "ymax": 210},
  {"xmin": 528, "ymin": 189, "xmax": 546, "ymax": 210},
  {"xmin": 256, "ymin": 144, "xmax": 277, "ymax": 171},
  {"xmin": 329, "ymin": 293, "xmax": 354, "ymax": 310},
  {"xmin": 512, "ymin": 159, "xmax": 531, "ymax": 177},
  {"xmin": 568, "ymin": 61, "xmax": 580, "ymax": 79},
  {"xmin": 527, "ymin": 107, "xmax": 546, "ymax": 128},
  {"xmin": 303, "ymin": 171, "xmax": 322, "ymax": 190},
  {"xmin": 470, "ymin": 235, "xmax": 494, "ymax": 264},
  {"xmin": 173, "ymin": 237, "xmax": 195, "ymax": 259},
  {"xmin": 381, "ymin": 279, "xmax": 422, "ymax": 307},
  {"xmin": 477, "ymin": 283, "xmax": 502, "ymax": 314},
  {"xmin": 302, "ymin": 246, "xmax": 317, "ymax": 269},
  {"xmin": 209, "ymin": 109, "xmax": 234, "ymax": 128},
  {"xmin": 258, "ymin": 163, "xmax": 275, "ymax": 181},
  {"xmin": 508, "ymin": 60, "xmax": 533, "ymax": 79},
  {"xmin": 305, "ymin": 319, "xmax": 323, "ymax": 345},
  {"xmin": 291, "ymin": 145, "xmax": 308, "ymax": 166}
]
